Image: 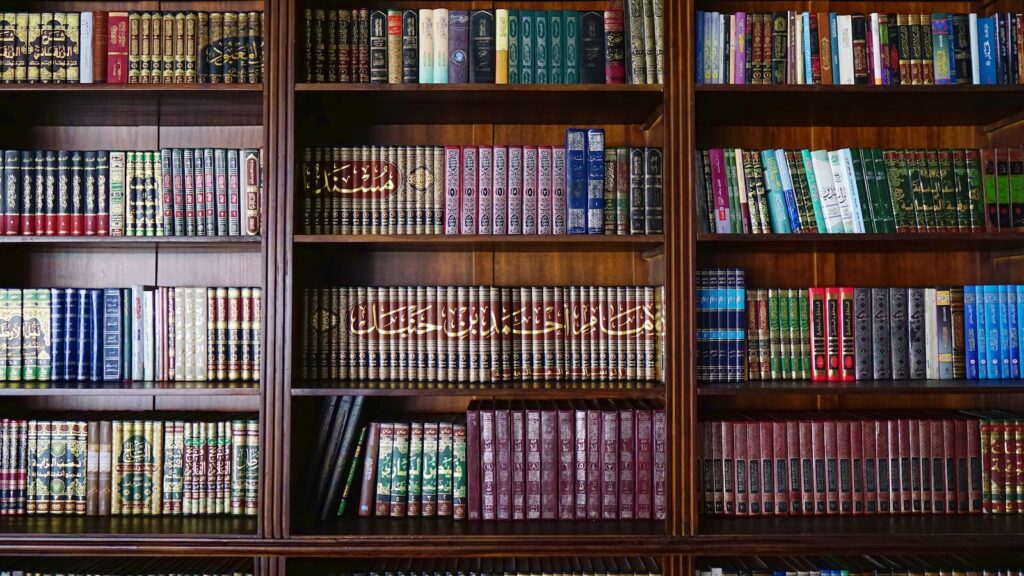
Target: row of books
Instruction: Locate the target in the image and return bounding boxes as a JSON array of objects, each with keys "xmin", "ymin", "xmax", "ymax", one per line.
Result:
[
  {"xmin": 301, "ymin": 286, "xmax": 664, "ymax": 385},
  {"xmin": 0, "ymin": 148, "xmax": 262, "ymax": 237},
  {"xmin": 696, "ymin": 11, "xmax": 1024, "ymax": 85},
  {"xmin": 0, "ymin": 12, "xmax": 263, "ymax": 84},
  {"xmin": 698, "ymin": 411, "xmax": 1024, "ymax": 516},
  {"xmin": 304, "ymin": 7, "xmax": 663, "ymax": 85},
  {"xmin": 328, "ymin": 558, "xmax": 660, "ymax": 576},
  {"xmin": 0, "ymin": 416, "xmax": 258, "ymax": 516},
  {"xmin": 696, "ymin": 148, "xmax": 1024, "ymax": 235},
  {"xmin": 0, "ymin": 287, "xmax": 261, "ymax": 383},
  {"xmin": 303, "ymin": 141, "xmax": 664, "ymax": 236},
  {"xmin": 698, "ymin": 556, "xmax": 1024, "ymax": 576},
  {"xmin": 698, "ymin": 271, "xmax": 1024, "ymax": 383}
]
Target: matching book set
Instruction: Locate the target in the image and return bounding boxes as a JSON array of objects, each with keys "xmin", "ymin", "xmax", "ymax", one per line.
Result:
[
  {"xmin": 697, "ymin": 556, "xmax": 1024, "ymax": 575},
  {"xmin": 325, "ymin": 559, "xmax": 661, "ymax": 575},
  {"xmin": 695, "ymin": 11, "xmax": 1024, "ymax": 85}
]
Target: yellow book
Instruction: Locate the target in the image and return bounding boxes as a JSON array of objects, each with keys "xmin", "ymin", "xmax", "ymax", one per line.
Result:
[
  {"xmin": 495, "ymin": 9, "xmax": 508, "ymax": 84},
  {"xmin": 162, "ymin": 14, "xmax": 174, "ymax": 83},
  {"xmin": 51, "ymin": 12, "xmax": 67, "ymax": 83},
  {"xmin": 128, "ymin": 12, "xmax": 140, "ymax": 83},
  {"xmin": 38, "ymin": 13, "xmax": 52, "ymax": 83},
  {"xmin": 148, "ymin": 12, "xmax": 161, "ymax": 83},
  {"xmin": 66, "ymin": 12, "xmax": 79, "ymax": 83},
  {"xmin": 15, "ymin": 13, "xmax": 28, "ymax": 83}
]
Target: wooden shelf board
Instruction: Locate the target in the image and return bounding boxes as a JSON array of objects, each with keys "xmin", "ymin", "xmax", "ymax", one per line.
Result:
[
  {"xmin": 694, "ymin": 85, "xmax": 1024, "ymax": 126},
  {"xmin": 293, "ymin": 382, "xmax": 664, "ymax": 399},
  {"xmin": 698, "ymin": 379, "xmax": 1024, "ymax": 396},
  {"xmin": 295, "ymin": 235, "xmax": 665, "ymax": 252},
  {"xmin": 0, "ymin": 381, "xmax": 260, "ymax": 396},
  {"xmin": 0, "ymin": 516, "xmax": 257, "ymax": 539},
  {"xmin": 0, "ymin": 236, "xmax": 262, "ymax": 247},
  {"xmin": 696, "ymin": 233, "xmax": 1024, "ymax": 252},
  {"xmin": 294, "ymin": 83, "xmax": 664, "ymax": 124}
]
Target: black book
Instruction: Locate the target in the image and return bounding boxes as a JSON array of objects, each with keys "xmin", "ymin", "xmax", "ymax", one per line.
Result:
[
  {"xmin": 628, "ymin": 147, "xmax": 644, "ymax": 234},
  {"xmin": 643, "ymin": 148, "xmax": 663, "ymax": 234},
  {"xmin": 770, "ymin": 12, "xmax": 786, "ymax": 84},
  {"xmin": 401, "ymin": 10, "xmax": 418, "ymax": 83},
  {"xmin": 870, "ymin": 287, "xmax": 892, "ymax": 379},
  {"xmin": 368, "ymin": 10, "xmax": 388, "ymax": 83},
  {"xmin": 889, "ymin": 288, "xmax": 909, "ymax": 379},
  {"xmin": 853, "ymin": 288, "xmax": 872, "ymax": 380},
  {"xmin": 83, "ymin": 151, "xmax": 96, "ymax": 235},
  {"xmin": 906, "ymin": 287, "xmax": 925, "ymax": 379},
  {"xmin": 322, "ymin": 395, "xmax": 366, "ymax": 518},
  {"xmin": 307, "ymin": 396, "xmax": 343, "ymax": 510},
  {"xmin": 469, "ymin": 10, "xmax": 495, "ymax": 84},
  {"xmin": 578, "ymin": 11, "xmax": 605, "ymax": 83},
  {"xmin": 19, "ymin": 151, "xmax": 31, "ymax": 234},
  {"xmin": 44, "ymin": 151, "xmax": 57, "ymax": 235},
  {"xmin": 950, "ymin": 14, "xmax": 972, "ymax": 85},
  {"xmin": 4, "ymin": 150, "xmax": 18, "ymax": 232},
  {"xmin": 70, "ymin": 151, "xmax": 83, "ymax": 235},
  {"xmin": 96, "ymin": 151, "xmax": 109, "ymax": 235}
]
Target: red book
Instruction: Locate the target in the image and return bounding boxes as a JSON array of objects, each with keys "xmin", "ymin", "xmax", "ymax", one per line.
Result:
[
  {"xmin": 965, "ymin": 416, "xmax": 982, "ymax": 513},
  {"xmin": 617, "ymin": 407, "xmax": 635, "ymax": 519},
  {"xmin": 1012, "ymin": 416, "xmax": 1023, "ymax": 515},
  {"xmin": 837, "ymin": 419, "xmax": 852, "ymax": 514},
  {"xmin": 771, "ymin": 419, "xmax": 788, "ymax": 516},
  {"xmin": 733, "ymin": 419, "xmax": 747, "ymax": 516},
  {"xmin": 525, "ymin": 404, "xmax": 542, "ymax": 519},
  {"xmin": 917, "ymin": 419, "xmax": 930, "ymax": 513},
  {"xmin": 898, "ymin": 418, "xmax": 913, "ymax": 514},
  {"xmin": 586, "ymin": 402, "xmax": 602, "ymax": 519},
  {"xmin": 722, "ymin": 419, "xmax": 735, "ymax": 515},
  {"xmin": 811, "ymin": 420, "xmax": 826, "ymax": 515},
  {"xmin": 794, "ymin": 420, "xmax": 809, "ymax": 514},
  {"xmin": 823, "ymin": 419, "xmax": 839, "ymax": 514},
  {"xmin": 574, "ymin": 406, "xmax": 588, "ymax": 519},
  {"xmin": 92, "ymin": 11, "xmax": 109, "ymax": 83},
  {"xmin": 556, "ymin": 406, "xmax": 574, "ymax": 520},
  {"xmin": 861, "ymin": 419, "xmax": 877, "ymax": 514},
  {"xmin": 761, "ymin": 416, "xmax": 774, "ymax": 516},
  {"xmin": 603, "ymin": 10, "xmax": 625, "ymax": 84},
  {"xmin": 466, "ymin": 408, "xmax": 482, "ymax": 519},
  {"xmin": 850, "ymin": 419, "xmax": 864, "ymax": 515},
  {"xmin": 824, "ymin": 288, "xmax": 841, "ymax": 381},
  {"xmin": 991, "ymin": 417, "xmax": 1006, "ymax": 514},
  {"xmin": 494, "ymin": 407, "xmax": 512, "ymax": 521},
  {"xmin": 711, "ymin": 420, "xmax": 724, "ymax": 514},
  {"xmin": 553, "ymin": 288, "xmax": 566, "ymax": 380},
  {"xmin": 838, "ymin": 287, "xmax": 856, "ymax": 382},
  {"xmin": 106, "ymin": 12, "xmax": 129, "ymax": 84},
  {"xmin": 887, "ymin": 418, "xmax": 902, "ymax": 513},
  {"xmin": 443, "ymin": 146, "xmax": 461, "ymax": 235},
  {"xmin": 652, "ymin": 408, "xmax": 666, "ymax": 520},
  {"xmin": 954, "ymin": 417, "xmax": 967, "ymax": 513},
  {"xmin": 808, "ymin": 14, "xmax": 821, "ymax": 82},
  {"xmin": 600, "ymin": 406, "xmax": 619, "ymax": 519},
  {"xmin": 876, "ymin": 419, "xmax": 892, "ymax": 514},
  {"xmin": 745, "ymin": 420, "xmax": 761, "ymax": 515},
  {"xmin": 540, "ymin": 406, "xmax": 558, "ymax": 520},
  {"xmin": 635, "ymin": 407, "xmax": 653, "ymax": 519},
  {"xmin": 510, "ymin": 409, "xmax": 526, "ymax": 520},
  {"xmin": 479, "ymin": 406, "xmax": 496, "ymax": 520},
  {"xmin": 940, "ymin": 418, "xmax": 955, "ymax": 514}
]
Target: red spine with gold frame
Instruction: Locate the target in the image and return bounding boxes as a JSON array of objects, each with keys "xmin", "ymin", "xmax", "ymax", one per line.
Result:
[
  {"xmin": 615, "ymin": 286, "xmax": 627, "ymax": 382},
  {"xmin": 744, "ymin": 418, "xmax": 760, "ymax": 516},
  {"xmin": 837, "ymin": 418, "xmax": 852, "ymax": 514},
  {"xmin": 599, "ymin": 402, "xmax": 619, "ymax": 519},
  {"xmin": 577, "ymin": 287, "xmax": 590, "ymax": 383},
  {"xmin": 530, "ymin": 287, "xmax": 543, "ymax": 385},
  {"xmin": 771, "ymin": 418, "xmax": 788, "ymax": 516},
  {"xmin": 824, "ymin": 288, "xmax": 840, "ymax": 381},
  {"xmin": 861, "ymin": 418, "xmax": 878, "ymax": 515},
  {"xmin": 897, "ymin": 417, "xmax": 913, "ymax": 514},
  {"xmin": 635, "ymin": 405, "xmax": 653, "ymax": 519},
  {"xmin": 565, "ymin": 286, "xmax": 577, "ymax": 383},
  {"xmin": 1013, "ymin": 414, "xmax": 1023, "ymax": 515},
  {"xmin": 467, "ymin": 286, "xmax": 479, "ymax": 385},
  {"xmin": 823, "ymin": 419, "xmax": 839, "ymax": 514},
  {"xmin": 850, "ymin": 419, "xmax": 865, "ymax": 515},
  {"xmin": 480, "ymin": 402, "xmax": 496, "ymax": 520},
  {"xmin": 585, "ymin": 401, "xmax": 601, "ymax": 519},
  {"xmin": 498, "ymin": 287, "xmax": 512, "ymax": 382},
  {"xmin": 876, "ymin": 418, "xmax": 892, "ymax": 514},
  {"xmin": 721, "ymin": 418, "xmax": 734, "ymax": 515},
  {"xmin": 556, "ymin": 404, "xmax": 574, "ymax": 520},
  {"xmin": 924, "ymin": 419, "xmax": 937, "ymax": 513},
  {"xmin": 494, "ymin": 403, "xmax": 511, "ymax": 521},
  {"xmin": 543, "ymin": 286, "xmax": 557, "ymax": 383},
  {"xmin": 652, "ymin": 406, "xmax": 666, "ymax": 520},
  {"xmin": 617, "ymin": 404, "xmax": 635, "ymax": 519},
  {"xmin": 596, "ymin": 287, "xmax": 609, "ymax": 384},
  {"xmin": 839, "ymin": 287, "xmax": 856, "ymax": 382},
  {"xmin": 811, "ymin": 419, "xmax": 827, "ymax": 515},
  {"xmin": 511, "ymin": 287, "xmax": 524, "ymax": 383},
  {"xmin": 445, "ymin": 286, "xmax": 458, "ymax": 383}
]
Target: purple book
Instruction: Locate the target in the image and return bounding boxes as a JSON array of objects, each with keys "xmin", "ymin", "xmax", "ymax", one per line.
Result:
[
  {"xmin": 735, "ymin": 12, "xmax": 747, "ymax": 84},
  {"xmin": 448, "ymin": 11, "xmax": 469, "ymax": 83},
  {"xmin": 709, "ymin": 148, "xmax": 731, "ymax": 233}
]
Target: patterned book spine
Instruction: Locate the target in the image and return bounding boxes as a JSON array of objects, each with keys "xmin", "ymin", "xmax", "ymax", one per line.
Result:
[
  {"xmin": 537, "ymin": 147, "xmax": 553, "ymax": 234},
  {"xmin": 443, "ymin": 146, "xmax": 460, "ymax": 234},
  {"xmin": 525, "ymin": 407, "xmax": 541, "ymax": 518},
  {"xmin": 227, "ymin": 150, "xmax": 241, "ymax": 235},
  {"xmin": 477, "ymin": 146, "xmax": 493, "ymax": 234},
  {"xmin": 522, "ymin": 146, "xmax": 537, "ymax": 234},
  {"xmin": 459, "ymin": 146, "xmax": 477, "ymax": 234},
  {"xmin": 243, "ymin": 149, "xmax": 260, "ymax": 236},
  {"xmin": 600, "ymin": 408, "xmax": 618, "ymax": 518},
  {"xmin": 507, "ymin": 146, "xmax": 523, "ymax": 234},
  {"xmin": 452, "ymin": 422, "xmax": 467, "ymax": 519},
  {"xmin": 492, "ymin": 146, "xmax": 508, "ymax": 234},
  {"xmin": 551, "ymin": 147, "xmax": 567, "ymax": 234},
  {"xmin": 436, "ymin": 421, "xmax": 454, "ymax": 515},
  {"xmin": 585, "ymin": 129, "xmax": 605, "ymax": 234},
  {"xmin": 567, "ymin": 131, "xmax": 587, "ymax": 232}
]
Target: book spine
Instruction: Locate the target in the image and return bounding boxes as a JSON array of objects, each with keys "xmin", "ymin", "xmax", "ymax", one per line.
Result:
[{"xmin": 586, "ymin": 129, "xmax": 605, "ymax": 234}]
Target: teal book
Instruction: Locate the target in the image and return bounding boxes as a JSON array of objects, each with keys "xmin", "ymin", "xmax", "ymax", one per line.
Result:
[
  {"xmin": 519, "ymin": 11, "xmax": 534, "ymax": 84},
  {"xmin": 507, "ymin": 9, "xmax": 519, "ymax": 84},
  {"xmin": 534, "ymin": 10, "xmax": 548, "ymax": 83},
  {"xmin": 406, "ymin": 423, "xmax": 423, "ymax": 516},
  {"xmin": 760, "ymin": 150, "xmax": 792, "ymax": 233},
  {"xmin": 436, "ymin": 421, "xmax": 454, "ymax": 516},
  {"xmin": 548, "ymin": 11, "xmax": 563, "ymax": 83},
  {"xmin": 421, "ymin": 422, "xmax": 438, "ymax": 516},
  {"xmin": 800, "ymin": 150, "xmax": 827, "ymax": 232},
  {"xmin": 563, "ymin": 10, "xmax": 578, "ymax": 83},
  {"xmin": 871, "ymin": 149, "xmax": 897, "ymax": 233}
]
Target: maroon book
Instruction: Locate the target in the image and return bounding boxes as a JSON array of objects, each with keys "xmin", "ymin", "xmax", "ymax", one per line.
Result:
[
  {"xmin": 875, "ymin": 419, "xmax": 890, "ymax": 514},
  {"xmin": 600, "ymin": 406, "xmax": 619, "ymax": 519},
  {"xmin": 557, "ymin": 406, "xmax": 575, "ymax": 520},
  {"xmin": 700, "ymin": 421, "xmax": 713, "ymax": 514},
  {"xmin": 964, "ymin": 416, "xmax": 982, "ymax": 513},
  {"xmin": 746, "ymin": 420, "xmax": 761, "ymax": 515},
  {"xmin": 954, "ymin": 417, "xmax": 967, "ymax": 513},
  {"xmin": 811, "ymin": 420, "xmax": 826, "ymax": 515},
  {"xmin": 920, "ymin": 419, "xmax": 933, "ymax": 514},
  {"xmin": 758, "ymin": 420, "xmax": 774, "ymax": 516},
  {"xmin": 909, "ymin": 418, "xmax": 923, "ymax": 513},
  {"xmin": 480, "ymin": 406, "xmax": 496, "ymax": 520},
  {"xmin": 635, "ymin": 407, "xmax": 653, "ymax": 519},
  {"xmin": 733, "ymin": 419, "xmax": 747, "ymax": 516},
  {"xmin": 357, "ymin": 422, "xmax": 381, "ymax": 518},
  {"xmin": 510, "ymin": 408, "xmax": 526, "ymax": 520},
  {"xmin": 721, "ymin": 420, "xmax": 734, "ymax": 515},
  {"xmin": 824, "ymin": 419, "xmax": 839, "ymax": 514},
  {"xmin": 574, "ymin": 404, "xmax": 588, "ymax": 519},
  {"xmin": 466, "ymin": 406, "xmax": 482, "ymax": 520},
  {"xmin": 540, "ymin": 405, "xmax": 558, "ymax": 519},
  {"xmin": 788, "ymin": 421, "xmax": 803, "ymax": 515},
  {"xmin": 494, "ymin": 406, "xmax": 512, "ymax": 520},
  {"xmin": 525, "ymin": 404, "xmax": 542, "ymax": 519},
  {"xmin": 860, "ymin": 419, "xmax": 877, "ymax": 515},
  {"xmin": 837, "ymin": 419, "xmax": 852, "ymax": 514},
  {"xmin": 651, "ymin": 405, "xmax": 667, "ymax": 518},
  {"xmin": 851, "ymin": 420, "xmax": 865, "ymax": 514},
  {"xmin": 897, "ymin": 418, "xmax": 912, "ymax": 514},
  {"xmin": 586, "ymin": 402, "xmax": 602, "ymax": 519},
  {"xmin": 617, "ymin": 406, "xmax": 635, "ymax": 519},
  {"xmin": 772, "ymin": 419, "xmax": 789, "ymax": 516},
  {"xmin": 887, "ymin": 418, "xmax": 901, "ymax": 514},
  {"xmin": 940, "ymin": 418, "xmax": 955, "ymax": 514}
]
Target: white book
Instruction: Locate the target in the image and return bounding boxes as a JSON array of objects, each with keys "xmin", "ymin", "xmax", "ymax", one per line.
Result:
[
  {"xmin": 143, "ymin": 288, "xmax": 154, "ymax": 382},
  {"xmin": 870, "ymin": 14, "xmax": 882, "ymax": 84},
  {"xmin": 130, "ymin": 286, "xmax": 144, "ymax": 380},
  {"xmin": 433, "ymin": 9, "xmax": 449, "ymax": 83},
  {"xmin": 840, "ymin": 149, "xmax": 866, "ymax": 232},
  {"xmin": 183, "ymin": 285, "xmax": 194, "ymax": 381},
  {"xmin": 154, "ymin": 288, "xmax": 163, "ymax": 381},
  {"xmin": 924, "ymin": 288, "xmax": 938, "ymax": 379},
  {"xmin": 827, "ymin": 151, "xmax": 856, "ymax": 232},
  {"xmin": 729, "ymin": 14, "xmax": 737, "ymax": 84},
  {"xmin": 80, "ymin": 12, "xmax": 93, "ymax": 83},
  {"xmin": 194, "ymin": 288, "xmax": 207, "ymax": 382},
  {"xmin": 174, "ymin": 287, "xmax": 185, "ymax": 381},
  {"xmin": 837, "ymin": 15, "xmax": 854, "ymax": 84},
  {"xmin": 969, "ymin": 14, "xmax": 980, "ymax": 84},
  {"xmin": 810, "ymin": 150, "xmax": 845, "ymax": 233},
  {"xmin": 734, "ymin": 149, "xmax": 749, "ymax": 232},
  {"xmin": 419, "ymin": 9, "xmax": 434, "ymax": 83}
]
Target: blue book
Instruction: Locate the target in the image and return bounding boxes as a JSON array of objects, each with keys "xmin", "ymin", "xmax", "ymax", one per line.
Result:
[
  {"xmin": 965, "ymin": 285, "xmax": 979, "ymax": 379},
  {"xmin": 802, "ymin": 13, "xmax": 812, "ymax": 84},
  {"xmin": 759, "ymin": 150, "xmax": 792, "ymax": 233},
  {"xmin": 984, "ymin": 285, "xmax": 999, "ymax": 379},
  {"xmin": 829, "ymin": 13, "xmax": 840, "ymax": 84},
  {"xmin": 1018, "ymin": 286, "xmax": 1024, "ymax": 379},
  {"xmin": 731, "ymin": 269, "xmax": 746, "ymax": 383},
  {"xmin": 64, "ymin": 288, "xmax": 78, "ymax": 381},
  {"xmin": 77, "ymin": 288, "xmax": 90, "ymax": 382},
  {"xmin": 1008, "ymin": 285, "xmax": 1020, "ymax": 379},
  {"xmin": 585, "ymin": 128, "xmax": 605, "ymax": 234},
  {"xmin": 695, "ymin": 12, "xmax": 704, "ymax": 83},
  {"xmin": 102, "ymin": 289, "xmax": 122, "ymax": 381},
  {"xmin": 997, "ymin": 285, "xmax": 1010, "ymax": 378},
  {"xmin": 978, "ymin": 17, "xmax": 997, "ymax": 84},
  {"xmin": 520, "ymin": 11, "xmax": 534, "ymax": 84},
  {"xmin": 89, "ymin": 290, "xmax": 102, "ymax": 382},
  {"xmin": 121, "ymin": 289, "xmax": 132, "ymax": 380},
  {"xmin": 774, "ymin": 149, "xmax": 802, "ymax": 232},
  {"xmin": 50, "ymin": 288, "xmax": 64, "ymax": 381},
  {"xmin": 565, "ymin": 129, "xmax": 587, "ymax": 234},
  {"xmin": 976, "ymin": 285, "xmax": 989, "ymax": 379}
]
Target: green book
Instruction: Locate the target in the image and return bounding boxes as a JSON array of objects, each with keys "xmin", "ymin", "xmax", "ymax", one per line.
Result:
[
  {"xmin": 6, "ymin": 288, "xmax": 21, "ymax": 381},
  {"xmin": 0, "ymin": 290, "xmax": 8, "ymax": 382},
  {"xmin": 997, "ymin": 149, "xmax": 1013, "ymax": 229},
  {"xmin": 453, "ymin": 422, "xmax": 467, "ymax": 519},
  {"xmin": 436, "ymin": 421, "xmax": 454, "ymax": 516},
  {"xmin": 182, "ymin": 421, "xmax": 202, "ymax": 515},
  {"xmin": 507, "ymin": 9, "xmax": 519, "ymax": 84},
  {"xmin": 787, "ymin": 289, "xmax": 800, "ymax": 379},
  {"xmin": 951, "ymin": 149, "xmax": 972, "ymax": 231},
  {"xmin": 337, "ymin": 425, "xmax": 368, "ymax": 517},
  {"xmin": 871, "ymin": 149, "xmax": 897, "ymax": 233},
  {"xmin": 777, "ymin": 288, "xmax": 791, "ymax": 378},
  {"xmin": 67, "ymin": 420, "xmax": 88, "ymax": 515},
  {"xmin": 25, "ymin": 289, "xmax": 51, "ymax": 381},
  {"xmin": 857, "ymin": 149, "xmax": 881, "ymax": 233},
  {"xmin": 797, "ymin": 289, "xmax": 811, "ymax": 379},
  {"xmin": 982, "ymin": 149, "xmax": 1000, "ymax": 230},
  {"xmin": 937, "ymin": 149, "xmax": 960, "ymax": 231},
  {"xmin": 925, "ymin": 150, "xmax": 951, "ymax": 231},
  {"xmin": 563, "ymin": 10, "xmax": 578, "ymax": 83},
  {"xmin": 800, "ymin": 150, "xmax": 826, "ymax": 233},
  {"xmin": 49, "ymin": 420, "xmax": 72, "ymax": 514},
  {"xmin": 389, "ymin": 423, "xmax": 410, "ymax": 516},
  {"xmin": 908, "ymin": 149, "xmax": 934, "ymax": 231},
  {"xmin": 374, "ymin": 422, "xmax": 394, "ymax": 516},
  {"xmin": 519, "ymin": 11, "xmax": 534, "ymax": 84},
  {"xmin": 421, "ymin": 422, "xmax": 438, "ymax": 516},
  {"xmin": 850, "ymin": 150, "xmax": 877, "ymax": 233},
  {"xmin": 534, "ymin": 10, "xmax": 548, "ymax": 83},
  {"xmin": 405, "ymin": 424, "xmax": 423, "ymax": 516},
  {"xmin": 723, "ymin": 149, "xmax": 739, "ymax": 232},
  {"xmin": 768, "ymin": 289, "xmax": 782, "ymax": 380},
  {"xmin": 965, "ymin": 149, "xmax": 985, "ymax": 230},
  {"xmin": 548, "ymin": 11, "xmax": 563, "ymax": 83},
  {"xmin": 884, "ymin": 150, "xmax": 917, "ymax": 232}
]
